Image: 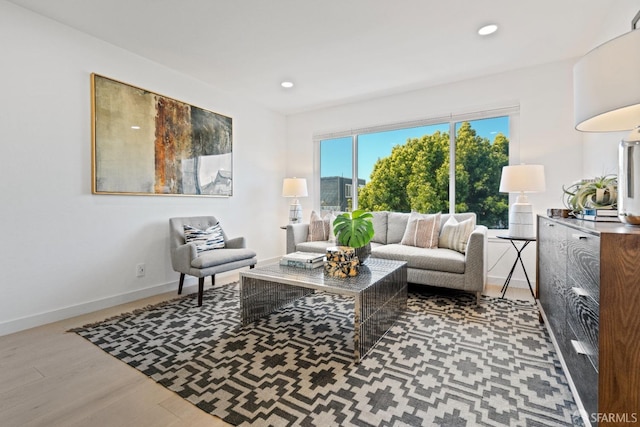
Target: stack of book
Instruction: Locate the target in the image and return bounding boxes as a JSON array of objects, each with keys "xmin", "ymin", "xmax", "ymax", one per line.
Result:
[
  {"xmin": 280, "ymin": 252, "xmax": 325, "ymax": 269},
  {"xmin": 578, "ymin": 208, "xmax": 620, "ymax": 222}
]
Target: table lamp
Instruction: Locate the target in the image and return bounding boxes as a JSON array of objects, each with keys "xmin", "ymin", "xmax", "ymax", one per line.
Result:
[
  {"xmin": 282, "ymin": 177, "xmax": 308, "ymax": 224},
  {"xmin": 499, "ymin": 164, "xmax": 546, "ymax": 238},
  {"xmin": 573, "ymin": 13, "xmax": 640, "ymax": 225}
]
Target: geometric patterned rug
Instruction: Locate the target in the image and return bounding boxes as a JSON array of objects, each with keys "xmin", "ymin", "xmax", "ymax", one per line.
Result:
[{"xmin": 71, "ymin": 282, "xmax": 582, "ymax": 426}]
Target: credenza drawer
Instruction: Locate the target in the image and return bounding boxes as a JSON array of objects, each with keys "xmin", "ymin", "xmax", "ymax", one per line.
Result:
[
  {"xmin": 566, "ymin": 230, "xmax": 600, "ymax": 304},
  {"xmin": 538, "ymin": 217, "xmax": 568, "ymax": 348},
  {"xmin": 564, "ymin": 327, "xmax": 598, "ymax": 426},
  {"xmin": 566, "ymin": 285, "xmax": 599, "ymax": 370}
]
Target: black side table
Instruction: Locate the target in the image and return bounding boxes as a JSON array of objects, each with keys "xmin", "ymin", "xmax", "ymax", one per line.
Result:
[{"xmin": 497, "ymin": 235, "xmax": 536, "ymax": 299}]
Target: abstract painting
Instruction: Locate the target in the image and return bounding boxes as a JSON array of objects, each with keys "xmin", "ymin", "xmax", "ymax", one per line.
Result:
[{"xmin": 91, "ymin": 74, "xmax": 233, "ymax": 196}]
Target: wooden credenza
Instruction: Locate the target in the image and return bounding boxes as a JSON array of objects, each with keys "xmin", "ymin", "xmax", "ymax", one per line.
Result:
[{"xmin": 537, "ymin": 216, "xmax": 640, "ymax": 427}]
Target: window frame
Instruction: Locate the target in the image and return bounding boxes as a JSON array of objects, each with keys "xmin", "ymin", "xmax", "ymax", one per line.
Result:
[{"xmin": 314, "ymin": 105, "xmax": 520, "ymax": 222}]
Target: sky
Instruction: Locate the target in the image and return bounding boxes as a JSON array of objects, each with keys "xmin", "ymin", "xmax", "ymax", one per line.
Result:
[{"xmin": 320, "ymin": 116, "xmax": 509, "ymax": 181}]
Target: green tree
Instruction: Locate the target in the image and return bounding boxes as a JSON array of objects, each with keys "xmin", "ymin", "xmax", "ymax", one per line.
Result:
[
  {"xmin": 454, "ymin": 122, "xmax": 509, "ymax": 227},
  {"xmin": 406, "ymin": 131, "xmax": 449, "ymax": 213},
  {"xmin": 358, "ymin": 122, "xmax": 509, "ymax": 228},
  {"xmin": 358, "ymin": 143, "xmax": 413, "ymax": 211}
]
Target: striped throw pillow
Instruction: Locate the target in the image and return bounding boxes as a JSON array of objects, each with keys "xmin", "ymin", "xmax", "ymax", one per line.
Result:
[
  {"xmin": 183, "ymin": 223, "xmax": 225, "ymax": 253},
  {"xmin": 439, "ymin": 216, "xmax": 475, "ymax": 253},
  {"xmin": 307, "ymin": 210, "xmax": 330, "ymax": 242},
  {"xmin": 400, "ymin": 212, "xmax": 441, "ymax": 248}
]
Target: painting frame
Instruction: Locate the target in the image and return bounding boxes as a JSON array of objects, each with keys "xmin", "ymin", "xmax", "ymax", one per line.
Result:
[{"xmin": 91, "ymin": 73, "xmax": 233, "ymax": 197}]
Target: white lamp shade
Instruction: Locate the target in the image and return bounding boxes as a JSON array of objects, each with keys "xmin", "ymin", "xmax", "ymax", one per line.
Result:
[
  {"xmin": 282, "ymin": 177, "xmax": 308, "ymax": 197},
  {"xmin": 499, "ymin": 165, "xmax": 546, "ymax": 193},
  {"xmin": 574, "ymin": 29, "xmax": 640, "ymax": 132}
]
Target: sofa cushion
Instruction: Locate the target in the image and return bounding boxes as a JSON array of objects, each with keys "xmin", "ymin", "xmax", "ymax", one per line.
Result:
[
  {"xmin": 371, "ymin": 211, "xmax": 388, "ymax": 244},
  {"xmin": 183, "ymin": 223, "xmax": 225, "ymax": 253},
  {"xmin": 439, "ymin": 215, "xmax": 475, "ymax": 253},
  {"xmin": 296, "ymin": 240, "xmax": 334, "ymax": 254},
  {"xmin": 307, "ymin": 210, "xmax": 329, "ymax": 242},
  {"xmin": 371, "ymin": 244, "xmax": 465, "ymax": 274},
  {"xmin": 386, "ymin": 212, "xmax": 411, "ymax": 244},
  {"xmin": 400, "ymin": 212, "xmax": 441, "ymax": 248}
]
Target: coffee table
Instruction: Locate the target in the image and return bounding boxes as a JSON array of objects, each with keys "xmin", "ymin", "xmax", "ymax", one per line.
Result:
[{"xmin": 239, "ymin": 258, "xmax": 407, "ymax": 363}]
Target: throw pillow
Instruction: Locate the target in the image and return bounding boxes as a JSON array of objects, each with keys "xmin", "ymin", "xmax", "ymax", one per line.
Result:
[
  {"xmin": 307, "ymin": 210, "xmax": 329, "ymax": 241},
  {"xmin": 439, "ymin": 216, "xmax": 475, "ymax": 253},
  {"xmin": 327, "ymin": 212, "xmax": 338, "ymax": 243},
  {"xmin": 183, "ymin": 223, "xmax": 225, "ymax": 253},
  {"xmin": 400, "ymin": 212, "xmax": 441, "ymax": 248}
]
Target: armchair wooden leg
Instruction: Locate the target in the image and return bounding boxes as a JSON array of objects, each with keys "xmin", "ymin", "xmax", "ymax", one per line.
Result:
[
  {"xmin": 178, "ymin": 274, "xmax": 185, "ymax": 295},
  {"xmin": 211, "ymin": 275, "xmax": 215, "ymax": 287},
  {"xmin": 198, "ymin": 277, "xmax": 205, "ymax": 307},
  {"xmin": 250, "ymin": 264, "xmax": 255, "ymax": 269}
]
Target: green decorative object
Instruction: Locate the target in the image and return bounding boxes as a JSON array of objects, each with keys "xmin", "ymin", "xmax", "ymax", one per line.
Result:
[
  {"xmin": 333, "ymin": 209, "xmax": 374, "ymax": 248},
  {"xmin": 333, "ymin": 209, "xmax": 374, "ymax": 264},
  {"xmin": 562, "ymin": 175, "xmax": 617, "ymax": 214}
]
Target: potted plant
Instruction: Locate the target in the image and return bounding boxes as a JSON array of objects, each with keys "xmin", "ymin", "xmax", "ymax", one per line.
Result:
[
  {"xmin": 562, "ymin": 174, "xmax": 617, "ymax": 214},
  {"xmin": 333, "ymin": 209, "xmax": 375, "ymax": 264}
]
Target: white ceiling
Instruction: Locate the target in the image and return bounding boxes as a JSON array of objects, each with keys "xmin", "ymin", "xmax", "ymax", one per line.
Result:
[{"xmin": 8, "ymin": 0, "xmax": 623, "ymax": 115}]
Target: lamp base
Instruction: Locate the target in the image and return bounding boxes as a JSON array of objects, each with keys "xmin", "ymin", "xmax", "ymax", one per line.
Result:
[
  {"xmin": 508, "ymin": 202, "xmax": 534, "ymax": 238},
  {"xmin": 289, "ymin": 199, "xmax": 303, "ymax": 224}
]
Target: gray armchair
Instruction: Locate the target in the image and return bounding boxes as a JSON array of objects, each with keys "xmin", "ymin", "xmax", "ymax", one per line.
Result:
[{"xmin": 169, "ymin": 216, "xmax": 257, "ymax": 306}]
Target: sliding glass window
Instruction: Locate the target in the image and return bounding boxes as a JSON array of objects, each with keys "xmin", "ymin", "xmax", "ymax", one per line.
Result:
[
  {"xmin": 357, "ymin": 124, "xmax": 449, "ymax": 213},
  {"xmin": 453, "ymin": 117, "xmax": 509, "ymax": 228},
  {"xmin": 320, "ymin": 136, "xmax": 353, "ymax": 212},
  {"xmin": 318, "ymin": 110, "xmax": 513, "ymax": 229}
]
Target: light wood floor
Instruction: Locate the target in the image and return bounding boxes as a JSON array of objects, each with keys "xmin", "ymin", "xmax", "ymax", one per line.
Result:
[{"xmin": 0, "ymin": 278, "xmax": 533, "ymax": 427}]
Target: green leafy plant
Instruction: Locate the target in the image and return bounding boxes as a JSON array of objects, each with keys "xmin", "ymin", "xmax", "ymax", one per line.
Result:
[
  {"xmin": 562, "ymin": 175, "xmax": 617, "ymax": 213},
  {"xmin": 333, "ymin": 209, "xmax": 374, "ymax": 248}
]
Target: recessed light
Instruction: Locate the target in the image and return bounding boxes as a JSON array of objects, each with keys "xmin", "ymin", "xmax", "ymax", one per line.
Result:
[
  {"xmin": 478, "ymin": 24, "xmax": 498, "ymax": 36},
  {"xmin": 131, "ymin": 125, "xmax": 141, "ymax": 130},
  {"xmin": 281, "ymin": 81, "xmax": 294, "ymax": 88}
]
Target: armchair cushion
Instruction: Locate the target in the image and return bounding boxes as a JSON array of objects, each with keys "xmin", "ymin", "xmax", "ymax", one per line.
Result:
[
  {"xmin": 183, "ymin": 223, "xmax": 225, "ymax": 253},
  {"xmin": 191, "ymin": 248, "xmax": 258, "ymax": 269}
]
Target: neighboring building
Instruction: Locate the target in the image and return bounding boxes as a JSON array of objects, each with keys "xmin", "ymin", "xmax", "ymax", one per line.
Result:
[{"xmin": 320, "ymin": 176, "xmax": 366, "ymax": 212}]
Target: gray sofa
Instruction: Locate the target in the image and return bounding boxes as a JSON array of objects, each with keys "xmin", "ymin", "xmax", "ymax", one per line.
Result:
[{"xmin": 286, "ymin": 211, "xmax": 488, "ymax": 299}]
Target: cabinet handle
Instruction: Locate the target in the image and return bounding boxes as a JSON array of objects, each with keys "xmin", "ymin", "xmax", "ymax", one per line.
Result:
[
  {"xmin": 571, "ymin": 340, "xmax": 588, "ymax": 355},
  {"xmin": 571, "ymin": 234, "xmax": 587, "ymax": 240},
  {"xmin": 572, "ymin": 287, "xmax": 589, "ymax": 297},
  {"xmin": 546, "ymin": 223, "xmax": 555, "ymax": 227}
]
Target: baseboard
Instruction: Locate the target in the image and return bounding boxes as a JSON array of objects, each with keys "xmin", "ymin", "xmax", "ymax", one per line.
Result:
[
  {"xmin": 0, "ymin": 258, "xmax": 279, "ymax": 337},
  {"xmin": 487, "ymin": 274, "xmax": 532, "ymax": 289}
]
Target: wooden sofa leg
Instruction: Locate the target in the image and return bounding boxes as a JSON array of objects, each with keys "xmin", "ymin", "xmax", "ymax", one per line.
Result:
[
  {"xmin": 250, "ymin": 264, "xmax": 255, "ymax": 269},
  {"xmin": 178, "ymin": 274, "xmax": 185, "ymax": 295},
  {"xmin": 198, "ymin": 277, "xmax": 205, "ymax": 307},
  {"xmin": 476, "ymin": 291, "xmax": 481, "ymax": 305},
  {"xmin": 211, "ymin": 275, "xmax": 215, "ymax": 287}
]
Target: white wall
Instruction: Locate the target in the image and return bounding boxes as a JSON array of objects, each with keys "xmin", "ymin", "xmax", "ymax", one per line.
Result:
[
  {"xmin": 0, "ymin": 1, "xmax": 288, "ymax": 335},
  {"xmin": 285, "ymin": 59, "xmax": 584, "ymax": 289}
]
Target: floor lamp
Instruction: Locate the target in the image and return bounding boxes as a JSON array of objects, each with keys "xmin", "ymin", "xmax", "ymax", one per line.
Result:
[
  {"xmin": 574, "ymin": 12, "xmax": 640, "ymax": 225},
  {"xmin": 282, "ymin": 177, "xmax": 308, "ymax": 224},
  {"xmin": 499, "ymin": 164, "xmax": 546, "ymax": 238}
]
